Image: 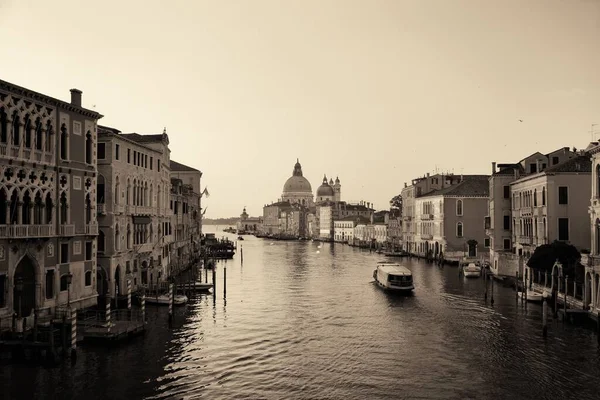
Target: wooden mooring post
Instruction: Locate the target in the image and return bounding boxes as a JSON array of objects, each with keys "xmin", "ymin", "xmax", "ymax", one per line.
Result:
[
  {"xmin": 515, "ymin": 271, "xmax": 519, "ymax": 305},
  {"xmin": 484, "ymin": 268, "xmax": 488, "ymax": 301},
  {"xmin": 224, "ymin": 260, "xmax": 227, "ymax": 298},
  {"xmin": 241, "ymin": 245, "xmax": 244, "ymax": 264},
  {"xmin": 542, "ymin": 294, "xmax": 548, "ymax": 338},
  {"xmin": 168, "ymin": 283, "xmax": 174, "ymax": 328}
]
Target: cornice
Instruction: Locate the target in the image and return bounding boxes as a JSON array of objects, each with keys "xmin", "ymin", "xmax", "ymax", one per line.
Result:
[{"xmin": 0, "ymin": 80, "xmax": 103, "ymax": 120}]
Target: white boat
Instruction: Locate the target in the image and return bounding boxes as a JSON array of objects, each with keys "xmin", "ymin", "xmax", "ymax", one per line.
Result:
[
  {"xmin": 145, "ymin": 294, "xmax": 188, "ymax": 305},
  {"xmin": 177, "ymin": 282, "xmax": 213, "ymax": 292},
  {"xmin": 373, "ymin": 262, "xmax": 414, "ymax": 292},
  {"xmin": 463, "ymin": 262, "xmax": 482, "ymax": 278},
  {"xmin": 518, "ymin": 290, "xmax": 544, "ymax": 303}
]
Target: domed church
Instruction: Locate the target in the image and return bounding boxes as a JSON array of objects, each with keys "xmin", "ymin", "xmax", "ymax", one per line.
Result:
[
  {"xmin": 316, "ymin": 175, "xmax": 341, "ymax": 203},
  {"xmin": 281, "ymin": 159, "xmax": 315, "ymax": 207}
]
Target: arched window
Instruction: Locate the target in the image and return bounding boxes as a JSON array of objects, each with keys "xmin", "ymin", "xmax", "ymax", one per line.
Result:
[
  {"xmin": 542, "ymin": 187, "xmax": 546, "ymax": 206},
  {"xmin": 85, "ymin": 194, "xmax": 92, "ymax": 224},
  {"xmin": 45, "ymin": 120, "xmax": 53, "ymax": 152},
  {"xmin": 11, "ymin": 111, "xmax": 20, "ymax": 146},
  {"xmin": 0, "ymin": 188, "xmax": 6, "ymax": 225},
  {"xmin": 149, "ymin": 184, "xmax": 153, "ymax": 208},
  {"xmin": 133, "ymin": 179, "xmax": 137, "ymax": 206},
  {"xmin": 126, "ymin": 179, "xmax": 130, "ymax": 205},
  {"xmin": 114, "ymin": 177, "xmax": 120, "ymax": 205},
  {"xmin": 97, "ymin": 175, "xmax": 105, "ymax": 204},
  {"xmin": 596, "ymin": 165, "xmax": 600, "ymax": 198},
  {"xmin": 144, "ymin": 182, "xmax": 148, "ymax": 206},
  {"xmin": 0, "ymin": 106, "xmax": 7, "ymax": 143},
  {"xmin": 115, "ymin": 224, "xmax": 120, "ymax": 251},
  {"xmin": 157, "ymin": 185, "xmax": 161, "ymax": 210},
  {"xmin": 533, "ymin": 189, "xmax": 537, "ymax": 206},
  {"xmin": 34, "ymin": 192, "xmax": 43, "ymax": 224},
  {"xmin": 98, "ymin": 230, "xmax": 105, "ymax": 252},
  {"xmin": 456, "ymin": 199, "xmax": 463, "ymax": 216},
  {"xmin": 21, "ymin": 190, "xmax": 32, "ymax": 225},
  {"xmin": 35, "ymin": 118, "xmax": 43, "ymax": 151},
  {"xmin": 85, "ymin": 131, "xmax": 92, "ymax": 164},
  {"xmin": 127, "ymin": 224, "xmax": 131, "ymax": 249},
  {"xmin": 456, "ymin": 222, "xmax": 463, "ymax": 237},
  {"xmin": 23, "ymin": 114, "xmax": 31, "ymax": 148},
  {"xmin": 60, "ymin": 124, "xmax": 68, "ymax": 160},
  {"xmin": 60, "ymin": 192, "xmax": 68, "ymax": 224},
  {"xmin": 45, "ymin": 193, "xmax": 53, "ymax": 224}
]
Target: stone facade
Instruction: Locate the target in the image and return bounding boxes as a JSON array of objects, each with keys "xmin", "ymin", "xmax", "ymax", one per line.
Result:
[{"xmin": 0, "ymin": 80, "xmax": 103, "ymax": 325}]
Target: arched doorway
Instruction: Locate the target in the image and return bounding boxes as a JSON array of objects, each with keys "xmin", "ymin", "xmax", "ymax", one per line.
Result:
[
  {"xmin": 434, "ymin": 242, "xmax": 439, "ymax": 257},
  {"xmin": 114, "ymin": 265, "xmax": 121, "ymax": 298},
  {"xmin": 13, "ymin": 255, "xmax": 36, "ymax": 318}
]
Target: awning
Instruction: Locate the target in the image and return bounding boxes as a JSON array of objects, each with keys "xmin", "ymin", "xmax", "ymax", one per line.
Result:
[{"xmin": 133, "ymin": 216, "xmax": 152, "ymax": 224}]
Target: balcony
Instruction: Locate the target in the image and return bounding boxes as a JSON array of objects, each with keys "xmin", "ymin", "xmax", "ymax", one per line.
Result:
[
  {"xmin": 0, "ymin": 224, "xmax": 55, "ymax": 238},
  {"xmin": 519, "ymin": 207, "xmax": 533, "ymax": 217},
  {"xmin": 517, "ymin": 236, "xmax": 533, "ymax": 245},
  {"xmin": 59, "ymin": 225, "xmax": 75, "ymax": 236},
  {"xmin": 135, "ymin": 242, "xmax": 154, "ymax": 254},
  {"xmin": 420, "ymin": 214, "xmax": 434, "ymax": 220},
  {"xmin": 421, "ymin": 234, "xmax": 433, "ymax": 240},
  {"xmin": 85, "ymin": 223, "xmax": 98, "ymax": 235}
]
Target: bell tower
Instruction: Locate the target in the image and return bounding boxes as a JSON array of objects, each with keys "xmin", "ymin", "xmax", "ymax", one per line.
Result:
[{"xmin": 333, "ymin": 176, "xmax": 341, "ymax": 202}]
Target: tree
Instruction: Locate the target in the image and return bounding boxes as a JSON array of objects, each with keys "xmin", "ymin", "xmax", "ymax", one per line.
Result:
[
  {"xmin": 526, "ymin": 240, "xmax": 583, "ymax": 283},
  {"xmin": 390, "ymin": 194, "xmax": 403, "ymax": 216}
]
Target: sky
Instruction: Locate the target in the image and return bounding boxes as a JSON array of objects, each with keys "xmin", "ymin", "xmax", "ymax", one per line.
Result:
[{"xmin": 1, "ymin": 0, "xmax": 599, "ymax": 218}]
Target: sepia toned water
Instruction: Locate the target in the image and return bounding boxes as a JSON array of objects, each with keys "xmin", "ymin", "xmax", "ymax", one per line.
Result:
[{"xmin": 2, "ymin": 226, "xmax": 600, "ymax": 400}]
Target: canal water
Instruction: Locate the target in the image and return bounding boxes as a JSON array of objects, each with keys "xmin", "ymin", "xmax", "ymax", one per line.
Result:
[{"xmin": 2, "ymin": 226, "xmax": 600, "ymax": 400}]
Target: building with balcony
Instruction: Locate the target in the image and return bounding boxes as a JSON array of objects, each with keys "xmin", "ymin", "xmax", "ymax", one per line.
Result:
[
  {"xmin": 96, "ymin": 126, "xmax": 173, "ymax": 299},
  {"xmin": 401, "ymin": 173, "xmax": 470, "ymax": 254},
  {"xmin": 0, "ymin": 80, "xmax": 103, "ymax": 325},
  {"xmin": 585, "ymin": 142, "xmax": 600, "ymax": 310},
  {"xmin": 414, "ymin": 175, "xmax": 489, "ymax": 262},
  {"xmin": 486, "ymin": 147, "xmax": 579, "ymax": 277},
  {"xmin": 169, "ymin": 163, "xmax": 203, "ymax": 275}
]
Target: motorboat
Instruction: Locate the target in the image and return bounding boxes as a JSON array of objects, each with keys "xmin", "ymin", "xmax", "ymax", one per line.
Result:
[
  {"xmin": 237, "ymin": 236, "xmax": 245, "ymax": 240},
  {"xmin": 145, "ymin": 293, "xmax": 188, "ymax": 305},
  {"xmin": 463, "ymin": 262, "xmax": 482, "ymax": 278},
  {"xmin": 373, "ymin": 262, "xmax": 414, "ymax": 292},
  {"xmin": 177, "ymin": 281, "xmax": 213, "ymax": 293}
]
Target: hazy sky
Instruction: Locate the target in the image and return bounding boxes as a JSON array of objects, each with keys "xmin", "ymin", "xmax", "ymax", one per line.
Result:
[{"xmin": 1, "ymin": 0, "xmax": 599, "ymax": 218}]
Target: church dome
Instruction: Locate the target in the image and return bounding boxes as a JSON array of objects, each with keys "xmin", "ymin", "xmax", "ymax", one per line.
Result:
[
  {"xmin": 282, "ymin": 159, "xmax": 313, "ymax": 194},
  {"xmin": 317, "ymin": 175, "xmax": 335, "ymax": 197}
]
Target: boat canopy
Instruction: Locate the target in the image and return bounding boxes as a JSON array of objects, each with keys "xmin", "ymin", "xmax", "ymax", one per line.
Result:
[{"xmin": 377, "ymin": 264, "xmax": 412, "ymax": 276}]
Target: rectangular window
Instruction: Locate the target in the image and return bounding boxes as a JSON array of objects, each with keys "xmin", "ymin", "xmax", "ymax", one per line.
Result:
[
  {"xmin": 150, "ymin": 157, "xmax": 153, "ymax": 170},
  {"xmin": 503, "ymin": 185, "xmax": 510, "ymax": 199},
  {"xmin": 484, "ymin": 238, "xmax": 490, "ymax": 248},
  {"xmin": 503, "ymin": 238, "xmax": 511, "ymax": 250},
  {"xmin": 85, "ymin": 241, "xmax": 93, "ymax": 261},
  {"xmin": 558, "ymin": 218, "xmax": 569, "ymax": 241},
  {"xmin": 97, "ymin": 143, "xmax": 106, "ymax": 160},
  {"xmin": 127, "ymin": 148, "xmax": 131, "ymax": 163},
  {"xmin": 0, "ymin": 275, "xmax": 5, "ymax": 307},
  {"xmin": 45, "ymin": 270, "xmax": 54, "ymax": 299},
  {"xmin": 503, "ymin": 215, "xmax": 510, "ymax": 230},
  {"xmin": 158, "ymin": 161, "xmax": 161, "ymax": 172},
  {"xmin": 552, "ymin": 156, "xmax": 559, "ymax": 165},
  {"xmin": 145, "ymin": 155, "xmax": 148, "ymax": 168},
  {"xmin": 115, "ymin": 144, "xmax": 120, "ymax": 160},
  {"xmin": 85, "ymin": 271, "xmax": 92, "ymax": 286},
  {"xmin": 558, "ymin": 186, "xmax": 568, "ymax": 205},
  {"xmin": 134, "ymin": 151, "xmax": 137, "ymax": 165},
  {"xmin": 529, "ymin": 163, "xmax": 537, "ymax": 173},
  {"xmin": 60, "ymin": 243, "xmax": 69, "ymax": 264}
]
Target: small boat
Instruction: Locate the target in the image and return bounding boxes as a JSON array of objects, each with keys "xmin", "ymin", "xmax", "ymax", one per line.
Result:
[
  {"xmin": 518, "ymin": 290, "xmax": 545, "ymax": 303},
  {"xmin": 177, "ymin": 282, "xmax": 213, "ymax": 292},
  {"xmin": 373, "ymin": 262, "xmax": 414, "ymax": 292},
  {"xmin": 463, "ymin": 262, "xmax": 482, "ymax": 278},
  {"xmin": 383, "ymin": 250, "xmax": 405, "ymax": 257},
  {"xmin": 237, "ymin": 236, "xmax": 244, "ymax": 240},
  {"xmin": 145, "ymin": 294, "xmax": 188, "ymax": 305}
]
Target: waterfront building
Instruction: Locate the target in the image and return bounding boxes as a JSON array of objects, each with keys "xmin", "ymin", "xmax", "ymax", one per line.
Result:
[
  {"xmin": 401, "ymin": 173, "xmax": 469, "ymax": 254},
  {"xmin": 0, "ymin": 80, "xmax": 103, "ymax": 324},
  {"xmin": 261, "ymin": 201, "xmax": 311, "ymax": 237},
  {"xmin": 169, "ymin": 168, "xmax": 202, "ymax": 275},
  {"xmin": 486, "ymin": 147, "xmax": 579, "ymax": 277},
  {"xmin": 237, "ymin": 207, "xmax": 263, "ymax": 234},
  {"xmin": 413, "ymin": 175, "xmax": 490, "ymax": 262},
  {"xmin": 586, "ymin": 141, "xmax": 600, "ymax": 309},
  {"xmin": 386, "ymin": 210, "xmax": 402, "ymax": 249},
  {"xmin": 96, "ymin": 126, "xmax": 173, "ymax": 297}
]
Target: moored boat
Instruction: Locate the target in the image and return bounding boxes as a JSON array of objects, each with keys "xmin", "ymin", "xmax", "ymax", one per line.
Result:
[
  {"xmin": 518, "ymin": 290, "xmax": 545, "ymax": 303},
  {"xmin": 463, "ymin": 262, "xmax": 482, "ymax": 278},
  {"xmin": 145, "ymin": 294, "xmax": 188, "ymax": 305},
  {"xmin": 373, "ymin": 262, "xmax": 414, "ymax": 292},
  {"xmin": 176, "ymin": 282, "xmax": 213, "ymax": 293}
]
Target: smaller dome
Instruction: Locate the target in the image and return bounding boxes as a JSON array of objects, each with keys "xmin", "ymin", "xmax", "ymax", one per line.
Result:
[{"xmin": 317, "ymin": 182, "xmax": 335, "ymax": 197}]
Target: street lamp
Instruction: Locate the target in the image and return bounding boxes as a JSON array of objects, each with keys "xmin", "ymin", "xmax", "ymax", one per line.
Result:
[
  {"xmin": 66, "ymin": 272, "xmax": 73, "ymax": 307},
  {"xmin": 15, "ymin": 277, "xmax": 23, "ymax": 318}
]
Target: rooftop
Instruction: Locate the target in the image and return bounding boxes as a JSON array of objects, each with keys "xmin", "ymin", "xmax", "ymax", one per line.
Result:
[
  {"xmin": 420, "ymin": 175, "xmax": 490, "ymax": 198},
  {"xmin": 170, "ymin": 160, "xmax": 201, "ymax": 173}
]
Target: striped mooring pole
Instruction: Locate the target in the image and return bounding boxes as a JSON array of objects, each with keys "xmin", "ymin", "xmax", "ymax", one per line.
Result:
[
  {"xmin": 141, "ymin": 290, "xmax": 146, "ymax": 322},
  {"xmin": 70, "ymin": 307, "xmax": 77, "ymax": 351},
  {"xmin": 168, "ymin": 283, "xmax": 174, "ymax": 328},
  {"xmin": 105, "ymin": 295, "xmax": 112, "ymax": 334},
  {"xmin": 127, "ymin": 279, "xmax": 132, "ymax": 310}
]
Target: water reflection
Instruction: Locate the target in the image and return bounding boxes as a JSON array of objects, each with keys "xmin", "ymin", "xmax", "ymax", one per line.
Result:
[{"xmin": 3, "ymin": 228, "xmax": 600, "ymax": 400}]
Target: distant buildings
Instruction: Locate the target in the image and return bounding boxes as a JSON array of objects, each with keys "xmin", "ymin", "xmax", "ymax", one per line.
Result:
[{"xmin": 237, "ymin": 207, "xmax": 263, "ymax": 234}]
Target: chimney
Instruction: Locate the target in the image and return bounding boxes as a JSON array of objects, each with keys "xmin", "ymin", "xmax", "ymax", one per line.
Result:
[
  {"xmin": 426, "ymin": 172, "xmax": 430, "ymax": 177},
  {"xmin": 404, "ymin": 182, "xmax": 407, "ymax": 188},
  {"xmin": 70, "ymin": 89, "xmax": 82, "ymax": 107},
  {"xmin": 491, "ymin": 162, "xmax": 496, "ymax": 174}
]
